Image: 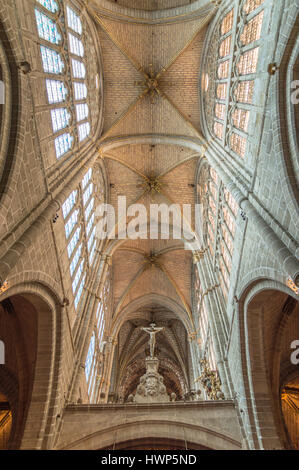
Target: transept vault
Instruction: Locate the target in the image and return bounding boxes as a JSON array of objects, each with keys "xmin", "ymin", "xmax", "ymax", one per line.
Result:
[{"xmin": 0, "ymin": 0, "xmax": 298, "ymax": 451}]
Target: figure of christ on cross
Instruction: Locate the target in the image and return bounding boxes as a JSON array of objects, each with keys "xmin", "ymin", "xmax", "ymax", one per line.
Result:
[{"xmin": 141, "ymin": 323, "xmax": 164, "ymax": 358}]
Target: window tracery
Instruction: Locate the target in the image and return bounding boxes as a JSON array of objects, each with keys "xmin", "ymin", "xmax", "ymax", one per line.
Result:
[
  {"xmin": 34, "ymin": 1, "xmax": 91, "ymax": 159},
  {"xmin": 62, "ymin": 167, "xmax": 99, "ymax": 312},
  {"xmin": 203, "ymin": 2, "xmax": 266, "ymax": 158},
  {"xmin": 198, "ymin": 164, "xmax": 238, "ymax": 303}
]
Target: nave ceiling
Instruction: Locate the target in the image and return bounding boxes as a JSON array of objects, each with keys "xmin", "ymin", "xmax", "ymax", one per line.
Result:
[{"xmin": 85, "ymin": 0, "xmax": 216, "ymax": 391}]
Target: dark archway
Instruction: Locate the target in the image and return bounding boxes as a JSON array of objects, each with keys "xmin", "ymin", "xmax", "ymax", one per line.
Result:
[
  {"xmin": 0, "ymin": 289, "xmax": 62, "ymax": 449},
  {"xmin": 240, "ymin": 283, "xmax": 298, "ymax": 449},
  {"xmin": 0, "ymin": 295, "xmax": 38, "ymax": 449}
]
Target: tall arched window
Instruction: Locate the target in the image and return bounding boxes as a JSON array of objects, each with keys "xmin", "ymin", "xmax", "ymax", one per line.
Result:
[
  {"xmin": 85, "ymin": 274, "xmax": 111, "ymax": 403},
  {"xmin": 62, "ymin": 167, "xmax": 98, "ymax": 311},
  {"xmin": 213, "ymin": 8, "xmax": 234, "ymax": 144},
  {"xmin": 229, "ymin": 2, "xmax": 264, "ymax": 157},
  {"xmin": 207, "ymin": 1, "xmax": 265, "ymax": 160},
  {"xmin": 85, "ymin": 333, "xmax": 96, "ymax": 395},
  {"xmin": 34, "ymin": 1, "xmax": 91, "ymax": 159},
  {"xmin": 199, "ymin": 164, "xmax": 238, "ymax": 303}
]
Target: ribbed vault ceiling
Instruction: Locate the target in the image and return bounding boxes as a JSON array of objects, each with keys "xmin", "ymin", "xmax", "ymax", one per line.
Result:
[{"xmin": 86, "ymin": 1, "xmax": 216, "ymax": 394}]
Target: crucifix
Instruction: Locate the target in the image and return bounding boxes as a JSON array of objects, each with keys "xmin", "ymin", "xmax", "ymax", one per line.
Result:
[{"xmin": 141, "ymin": 323, "xmax": 164, "ymax": 358}]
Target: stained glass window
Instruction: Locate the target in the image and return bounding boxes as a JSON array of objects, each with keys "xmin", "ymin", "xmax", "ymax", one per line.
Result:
[
  {"xmin": 243, "ymin": 0, "xmax": 264, "ymax": 14},
  {"xmin": 72, "ymin": 259, "xmax": 84, "ymax": 293},
  {"xmin": 74, "ymin": 82, "xmax": 87, "ymax": 100},
  {"xmin": 214, "ymin": 121, "xmax": 223, "ymax": 140},
  {"xmin": 240, "ymin": 11, "xmax": 264, "ymax": 45},
  {"xmin": 209, "ymin": 180, "xmax": 217, "ymax": 202},
  {"xmin": 97, "ymin": 302, "xmax": 105, "ymax": 343},
  {"xmin": 67, "ymin": 227, "xmax": 81, "ymax": 258},
  {"xmin": 210, "ymin": 168, "xmax": 218, "ymax": 184},
  {"xmin": 66, "ymin": 6, "xmax": 82, "ymax": 35},
  {"xmin": 85, "ymin": 334, "xmax": 95, "ymax": 382},
  {"xmin": 230, "ymin": 132, "xmax": 247, "ymax": 157},
  {"xmin": 237, "ymin": 47, "xmax": 259, "ymax": 75},
  {"xmin": 81, "ymin": 168, "xmax": 96, "ymax": 263},
  {"xmin": 221, "ymin": 241, "xmax": 232, "ymax": 272},
  {"xmin": 202, "ymin": 73, "xmax": 209, "ymax": 92},
  {"xmin": 40, "ymin": 46, "xmax": 64, "ymax": 74},
  {"xmin": 76, "ymin": 103, "xmax": 89, "ymax": 122},
  {"xmin": 68, "ymin": 33, "xmax": 84, "ymax": 57},
  {"xmin": 223, "ymin": 206, "xmax": 236, "ymax": 237},
  {"xmin": 221, "ymin": 224, "xmax": 234, "ymax": 255},
  {"xmin": 212, "ymin": 2, "xmax": 264, "ymax": 159},
  {"xmin": 208, "ymin": 210, "xmax": 216, "ymax": 231},
  {"xmin": 74, "ymin": 273, "xmax": 86, "ymax": 309},
  {"xmin": 89, "ymin": 240, "xmax": 97, "ymax": 265},
  {"xmin": 46, "ymin": 79, "xmax": 68, "ymax": 103},
  {"xmin": 220, "ymin": 257, "xmax": 229, "ymax": 286},
  {"xmin": 207, "ymin": 223, "xmax": 215, "ymax": 255},
  {"xmin": 35, "ymin": 9, "xmax": 62, "ymax": 44},
  {"xmin": 219, "ymin": 36, "xmax": 232, "ymax": 58},
  {"xmin": 35, "ymin": 3, "xmax": 96, "ymax": 313},
  {"xmin": 51, "ymin": 108, "xmax": 71, "ymax": 132},
  {"xmin": 215, "ymin": 103, "xmax": 226, "ymax": 120},
  {"xmin": 82, "ymin": 168, "xmax": 92, "ymax": 189},
  {"xmin": 62, "ymin": 190, "xmax": 77, "ymax": 219},
  {"xmin": 209, "ymin": 196, "xmax": 216, "ymax": 217},
  {"xmin": 70, "ymin": 243, "xmax": 82, "ymax": 276},
  {"xmin": 231, "ymin": 108, "xmax": 250, "ymax": 132},
  {"xmin": 194, "ymin": 268, "xmax": 202, "ymax": 313},
  {"xmin": 218, "ymin": 60, "xmax": 229, "ymax": 79},
  {"xmin": 88, "ymin": 362, "xmax": 97, "ymax": 396},
  {"xmin": 87, "ymin": 227, "xmax": 96, "ymax": 252},
  {"xmin": 65, "ymin": 209, "xmax": 79, "ymax": 238},
  {"xmin": 199, "ymin": 165, "xmax": 238, "ymax": 303},
  {"xmin": 83, "ymin": 182, "xmax": 93, "ymax": 206},
  {"xmin": 234, "ymin": 81, "xmax": 254, "ymax": 103},
  {"xmin": 217, "ymin": 83, "xmax": 227, "ymax": 100},
  {"xmin": 55, "ymin": 132, "xmax": 73, "ymax": 158},
  {"xmin": 221, "ymin": 9, "xmax": 234, "ymax": 35},
  {"xmin": 206, "ymin": 167, "xmax": 219, "ymax": 256},
  {"xmin": 86, "ymin": 213, "xmax": 95, "ymax": 236},
  {"xmin": 207, "ymin": 336, "xmax": 217, "ymax": 372},
  {"xmin": 37, "ymin": 0, "xmax": 59, "ymax": 13},
  {"xmin": 78, "ymin": 122, "xmax": 91, "ymax": 142},
  {"xmin": 62, "ymin": 169, "xmax": 97, "ymax": 311},
  {"xmin": 224, "ymin": 188, "xmax": 238, "ymax": 216},
  {"xmin": 71, "ymin": 59, "xmax": 86, "ymax": 78},
  {"xmin": 219, "ymin": 273, "xmax": 228, "ymax": 301}
]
